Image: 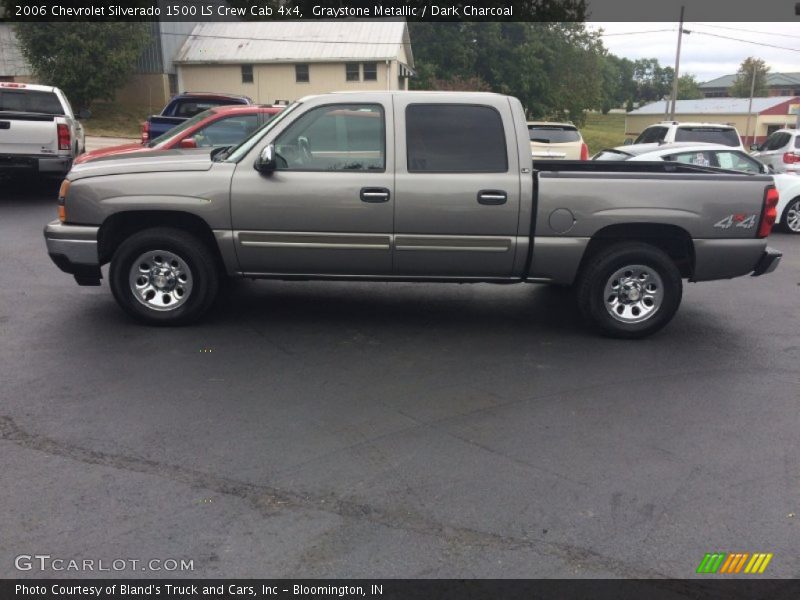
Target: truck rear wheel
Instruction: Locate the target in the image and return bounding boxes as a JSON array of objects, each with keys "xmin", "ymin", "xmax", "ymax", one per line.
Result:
[
  {"xmin": 109, "ymin": 227, "xmax": 219, "ymax": 325},
  {"xmin": 576, "ymin": 243, "xmax": 682, "ymax": 339}
]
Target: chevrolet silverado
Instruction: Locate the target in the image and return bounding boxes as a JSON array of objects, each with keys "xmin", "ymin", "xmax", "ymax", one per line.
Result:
[{"xmin": 44, "ymin": 92, "xmax": 781, "ymax": 338}]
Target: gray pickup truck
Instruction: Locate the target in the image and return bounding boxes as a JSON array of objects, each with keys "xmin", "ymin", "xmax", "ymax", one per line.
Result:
[{"xmin": 44, "ymin": 92, "xmax": 781, "ymax": 338}]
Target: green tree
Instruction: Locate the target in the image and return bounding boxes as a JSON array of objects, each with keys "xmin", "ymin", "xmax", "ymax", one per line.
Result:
[
  {"xmin": 729, "ymin": 57, "xmax": 770, "ymax": 97},
  {"xmin": 676, "ymin": 74, "xmax": 703, "ymax": 100},
  {"xmin": 409, "ymin": 22, "xmax": 605, "ymax": 126},
  {"xmin": 13, "ymin": 22, "xmax": 150, "ymax": 110}
]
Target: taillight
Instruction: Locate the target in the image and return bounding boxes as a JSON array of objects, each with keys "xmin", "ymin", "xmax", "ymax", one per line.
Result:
[
  {"xmin": 58, "ymin": 179, "xmax": 70, "ymax": 223},
  {"xmin": 757, "ymin": 185, "xmax": 779, "ymax": 238},
  {"xmin": 141, "ymin": 121, "xmax": 149, "ymax": 144},
  {"xmin": 57, "ymin": 124, "xmax": 70, "ymax": 151},
  {"xmin": 580, "ymin": 142, "xmax": 589, "ymax": 161},
  {"xmin": 783, "ymin": 152, "xmax": 800, "ymax": 164}
]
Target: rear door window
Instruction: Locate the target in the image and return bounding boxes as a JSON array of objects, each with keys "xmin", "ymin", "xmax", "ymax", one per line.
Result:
[
  {"xmin": 675, "ymin": 126, "xmax": 740, "ymax": 147},
  {"xmin": 528, "ymin": 125, "xmax": 580, "ymax": 144},
  {"xmin": 765, "ymin": 132, "xmax": 791, "ymax": 150},
  {"xmin": 406, "ymin": 104, "xmax": 508, "ymax": 172},
  {"xmin": 0, "ymin": 90, "xmax": 65, "ymax": 115}
]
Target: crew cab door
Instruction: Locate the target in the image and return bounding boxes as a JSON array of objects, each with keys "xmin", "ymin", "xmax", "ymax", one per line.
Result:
[
  {"xmin": 393, "ymin": 97, "xmax": 521, "ymax": 277},
  {"xmin": 230, "ymin": 100, "xmax": 394, "ymax": 275}
]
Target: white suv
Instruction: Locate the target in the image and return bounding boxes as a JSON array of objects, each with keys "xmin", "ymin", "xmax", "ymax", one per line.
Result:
[
  {"xmin": 630, "ymin": 121, "xmax": 744, "ymax": 151},
  {"xmin": 750, "ymin": 129, "xmax": 799, "ymax": 175}
]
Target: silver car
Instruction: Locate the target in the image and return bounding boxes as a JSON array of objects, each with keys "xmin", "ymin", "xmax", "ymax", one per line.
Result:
[
  {"xmin": 750, "ymin": 129, "xmax": 800, "ymax": 175},
  {"xmin": 594, "ymin": 142, "xmax": 770, "ymax": 175}
]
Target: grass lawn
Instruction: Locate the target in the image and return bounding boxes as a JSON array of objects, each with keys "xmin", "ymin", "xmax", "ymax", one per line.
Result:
[
  {"xmin": 81, "ymin": 103, "xmax": 149, "ymax": 138},
  {"xmin": 581, "ymin": 112, "xmax": 628, "ymax": 155}
]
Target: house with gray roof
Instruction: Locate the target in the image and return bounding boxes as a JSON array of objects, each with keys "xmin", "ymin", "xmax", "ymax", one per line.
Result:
[
  {"xmin": 700, "ymin": 72, "xmax": 800, "ymax": 98},
  {"xmin": 174, "ymin": 22, "xmax": 415, "ymax": 104}
]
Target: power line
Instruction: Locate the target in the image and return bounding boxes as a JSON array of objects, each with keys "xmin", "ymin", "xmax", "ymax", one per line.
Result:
[
  {"xmin": 599, "ymin": 29, "xmax": 675, "ymax": 37},
  {"xmin": 688, "ymin": 22, "xmax": 800, "ymax": 41},
  {"xmin": 688, "ymin": 30, "xmax": 800, "ymax": 53}
]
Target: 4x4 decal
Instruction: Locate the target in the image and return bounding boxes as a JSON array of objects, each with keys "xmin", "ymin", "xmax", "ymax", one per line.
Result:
[{"xmin": 714, "ymin": 214, "xmax": 757, "ymax": 229}]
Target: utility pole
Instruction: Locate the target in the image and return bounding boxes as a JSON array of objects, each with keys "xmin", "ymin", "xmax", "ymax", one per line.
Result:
[
  {"xmin": 744, "ymin": 67, "xmax": 757, "ymax": 146},
  {"xmin": 669, "ymin": 5, "xmax": 686, "ymax": 120}
]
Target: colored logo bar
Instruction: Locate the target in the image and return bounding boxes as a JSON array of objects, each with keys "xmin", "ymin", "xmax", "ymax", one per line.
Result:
[{"xmin": 697, "ymin": 552, "xmax": 773, "ymax": 574}]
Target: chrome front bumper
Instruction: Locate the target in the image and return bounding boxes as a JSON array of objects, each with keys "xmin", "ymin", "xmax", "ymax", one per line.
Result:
[{"xmin": 44, "ymin": 220, "xmax": 102, "ymax": 285}]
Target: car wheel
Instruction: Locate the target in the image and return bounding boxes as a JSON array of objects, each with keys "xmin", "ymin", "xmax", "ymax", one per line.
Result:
[
  {"xmin": 782, "ymin": 197, "xmax": 800, "ymax": 234},
  {"xmin": 576, "ymin": 243, "xmax": 683, "ymax": 339},
  {"xmin": 109, "ymin": 227, "xmax": 219, "ymax": 325}
]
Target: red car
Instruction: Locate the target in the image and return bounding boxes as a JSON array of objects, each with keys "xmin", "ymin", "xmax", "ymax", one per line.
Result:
[{"xmin": 75, "ymin": 105, "xmax": 282, "ymax": 164}]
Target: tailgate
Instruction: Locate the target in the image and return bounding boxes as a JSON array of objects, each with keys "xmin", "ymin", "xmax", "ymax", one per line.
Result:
[{"xmin": 0, "ymin": 113, "xmax": 57, "ymax": 154}]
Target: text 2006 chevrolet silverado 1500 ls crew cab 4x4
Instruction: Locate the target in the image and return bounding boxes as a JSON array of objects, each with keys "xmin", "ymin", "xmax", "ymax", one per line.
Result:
[{"xmin": 44, "ymin": 92, "xmax": 782, "ymax": 338}]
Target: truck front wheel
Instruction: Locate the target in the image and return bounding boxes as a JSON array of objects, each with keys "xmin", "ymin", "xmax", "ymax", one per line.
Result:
[
  {"xmin": 576, "ymin": 243, "xmax": 682, "ymax": 339},
  {"xmin": 109, "ymin": 227, "xmax": 220, "ymax": 325}
]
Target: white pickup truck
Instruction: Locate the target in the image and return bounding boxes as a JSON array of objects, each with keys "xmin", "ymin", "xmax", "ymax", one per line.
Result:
[{"xmin": 0, "ymin": 82, "xmax": 85, "ymax": 177}]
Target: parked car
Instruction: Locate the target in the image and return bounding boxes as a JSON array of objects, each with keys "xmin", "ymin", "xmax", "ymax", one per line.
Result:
[
  {"xmin": 0, "ymin": 82, "xmax": 85, "ymax": 177},
  {"xmin": 75, "ymin": 105, "xmax": 282, "ymax": 165},
  {"xmin": 593, "ymin": 142, "xmax": 770, "ymax": 174},
  {"xmin": 527, "ymin": 121, "xmax": 588, "ymax": 160},
  {"xmin": 750, "ymin": 128, "xmax": 800, "ymax": 175},
  {"xmin": 45, "ymin": 91, "xmax": 780, "ymax": 338},
  {"xmin": 772, "ymin": 173, "xmax": 800, "ymax": 233},
  {"xmin": 142, "ymin": 92, "xmax": 254, "ymax": 144},
  {"xmin": 630, "ymin": 121, "xmax": 744, "ymax": 150}
]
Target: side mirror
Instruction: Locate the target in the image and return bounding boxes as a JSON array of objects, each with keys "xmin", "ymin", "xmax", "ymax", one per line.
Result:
[
  {"xmin": 254, "ymin": 144, "xmax": 277, "ymax": 173},
  {"xmin": 749, "ymin": 143, "xmax": 760, "ymax": 151},
  {"xmin": 78, "ymin": 108, "xmax": 91, "ymax": 119},
  {"xmin": 623, "ymin": 138, "xmax": 633, "ymax": 146},
  {"xmin": 179, "ymin": 138, "xmax": 197, "ymax": 149}
]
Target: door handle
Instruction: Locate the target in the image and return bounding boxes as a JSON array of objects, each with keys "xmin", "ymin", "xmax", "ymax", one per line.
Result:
[
  {"xmin": 477, "ymin": 190, "xmax": 507, "ymax": 205},
  {"xmin": 360, "ymin": 187, "xmax": 390, "ymax": 203}
]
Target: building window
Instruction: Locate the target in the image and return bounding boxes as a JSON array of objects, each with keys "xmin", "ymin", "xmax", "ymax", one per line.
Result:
[
  {"xmin": 295, "ymin": 64, "xmax": 309, "ymax": 83},
  {"xmin": 241, "ymin": 64, "xmax": 254, "ymax": 84},
  {"xmin": 345, "ymin": 63, "xmax": 360, "ymax": 82},
  {"xmin": 168, "ymin": 74, "xmax": 178, "ymax": 96},
  {"xmin": 363, "ymin": 62, "xmax": 377, "ymax": 81}
]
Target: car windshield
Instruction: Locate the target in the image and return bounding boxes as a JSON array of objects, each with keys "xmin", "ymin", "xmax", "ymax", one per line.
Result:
[
  {"xmin": 592, "ymin": 149, "xmax": 632, "ymax": 161},
  {"xmin": 149, "ymin": 109, "xmax": 215, "ymax": 147},
  {"xmin": 0, "ymin": 90, "xmax": 65, "ymax": 115},
  {"xmin": 675, "ymin": 126, "xmax": 740, "ymax": 147},
  {"xmin": 529, "ymin": 126, "xmax": 580, "ymax": 143},
  {"xmin": 224, "ymin": 102, "xmax": 300, "ymax": 162}
]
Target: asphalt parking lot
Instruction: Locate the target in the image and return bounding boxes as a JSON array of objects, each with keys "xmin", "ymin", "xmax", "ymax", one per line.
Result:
[{"xmin": 1, "ymin": 178, "xmax": 798, "ymax": 579}]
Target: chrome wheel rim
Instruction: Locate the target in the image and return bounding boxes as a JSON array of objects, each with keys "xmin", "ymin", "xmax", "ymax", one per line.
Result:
[
  {"xmin": 128, "ymin": 250, "xmax": 193, "ymax": 312},
  {"xmin": 604, "ymin": 264, "xmax": 664, "ymax": 324},
  {"xmin": 787, "ymin": 200, "xmax": 800, "ymax": 233}
]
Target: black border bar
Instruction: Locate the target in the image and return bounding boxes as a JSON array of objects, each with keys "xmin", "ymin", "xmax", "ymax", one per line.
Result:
[{"xmin": 1, "ymin": 0, "xmax": 799, "ymax": 22}]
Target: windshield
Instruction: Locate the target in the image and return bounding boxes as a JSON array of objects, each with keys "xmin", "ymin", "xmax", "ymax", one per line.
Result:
[
  {"xmin": 225, "ymin": 102, "xmax": 301, "ymax": 162},
  {"xmin": 528, "ymin": 126, "xmax": 580, "ymax": 144},
  {"xmin": 675, "ymin": 126, "xmax": 740, "ymax": 147},
  {"xmin": 149, "ymin": 109, "xmax": 215, "ymax": 147}
]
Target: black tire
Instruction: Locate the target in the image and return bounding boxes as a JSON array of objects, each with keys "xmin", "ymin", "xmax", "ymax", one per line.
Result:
[
  {"xmin": 781, "ymin": 197, "xmax": 800, "ymax": 234},
  {"xmin": 109, "ymin": 227, "xmax": 220, "ymax": 325},
  {"xmin": 576, "ymin": 243, "xmax": 683, "ymax": 339}
]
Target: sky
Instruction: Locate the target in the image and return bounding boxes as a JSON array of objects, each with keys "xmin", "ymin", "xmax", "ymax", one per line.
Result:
[{"xmin": 588, "ymin": 22, "xmax": 800, "ymax": 83}]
